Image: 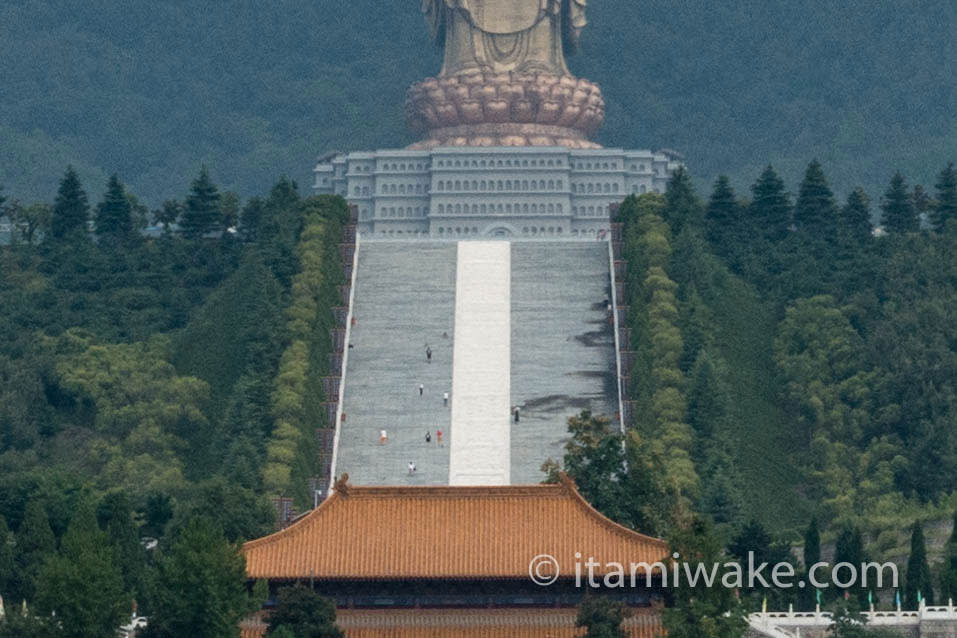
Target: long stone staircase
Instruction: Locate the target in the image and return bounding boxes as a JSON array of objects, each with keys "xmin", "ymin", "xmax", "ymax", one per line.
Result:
[{"xmin": 335, "ymin": 240, "xmax": 618, "ymax": 487}]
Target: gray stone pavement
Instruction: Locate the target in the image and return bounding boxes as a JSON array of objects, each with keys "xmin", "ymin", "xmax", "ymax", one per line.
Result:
[
  {"xmin": 509, "ymin": 241, "xmax": 618, "ymax": 484},
  {"xmin": 335, "ymin": 239, "xmax": 617, "ymax": 487},
  {"xmin": 336, "ymin": 242, "xmax": 457, "ymax": 486}
]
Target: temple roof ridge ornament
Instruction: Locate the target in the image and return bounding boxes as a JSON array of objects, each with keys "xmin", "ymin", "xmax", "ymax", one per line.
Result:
[{"xmin": 410, "ymin": 0, "xmax": 604, "ymax": 149}]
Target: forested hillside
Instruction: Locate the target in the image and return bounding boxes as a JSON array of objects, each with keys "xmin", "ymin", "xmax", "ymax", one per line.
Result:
[
  {"xmin": 0, "ymin": 162, "xmax": 954, "ymax": 632},
  {"xmin": 1, "ymin": 0, "xmax": 954, "ymax": 205},
  {"xmin": 556, "ymin": 160, "xmax": 956, "ymax": 616},
  {"xmin": 0, "ymin": 169, "xmax": 350, "ymax": 633}
]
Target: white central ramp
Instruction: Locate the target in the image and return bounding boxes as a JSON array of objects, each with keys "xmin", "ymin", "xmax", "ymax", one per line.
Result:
[{"xmin": 448, "ymin": 241, "xmax": 511, "ymax": 486}]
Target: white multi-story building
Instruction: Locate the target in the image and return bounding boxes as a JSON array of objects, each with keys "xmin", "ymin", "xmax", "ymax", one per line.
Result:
[{"xmin": 314, "ymin": 146, "xmax": 679, "ymax": 239}]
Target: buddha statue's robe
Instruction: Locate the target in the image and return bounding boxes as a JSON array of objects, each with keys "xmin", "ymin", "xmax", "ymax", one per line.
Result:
[{"xmin": 423, "ymin": 0, "xmax": 588, "ymax": 76}]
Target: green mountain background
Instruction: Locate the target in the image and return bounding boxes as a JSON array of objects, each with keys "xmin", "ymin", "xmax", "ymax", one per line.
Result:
[{"xmin": 1, "ymin": 0, "xmax": 954, "ymax": 206}]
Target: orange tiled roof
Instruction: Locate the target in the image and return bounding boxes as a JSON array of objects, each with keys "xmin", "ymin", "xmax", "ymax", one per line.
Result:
[
  {"xmin": 243, "ymin": 475, "xmax": 668, "ymax": 580},
  {"xmin": 241, "ymin": 608, "xmax": 662, "ymax": 638}
]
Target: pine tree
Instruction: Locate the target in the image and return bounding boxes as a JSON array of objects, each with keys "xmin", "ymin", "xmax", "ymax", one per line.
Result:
[
  {"xmin": 801, "ymin": 517, "xmax": 821, "ymax": 610},
  {"xmin": 155, "ymin": 200, "xmax": 182, "ymax": 233},
  {"xmin": 940, "ymin": 512, "xmax": 957, "ymax": 603},
  {"xmin": 911, "ymin": 184, "xmax": 932, "ymax": 224},
  {"xmin": 749, "ymin": 165, "xmax": 791, "ymax": 242},
  {"xmin": 50, "ymin": 166, "xmax": 91, "ymax": 240},
  {"xmin": 95, "ymin": 174, "xmax": 135, "ymax": 240},
  {"xmin": 686, "ymin": 351, "xmax": 728, "ymax": 439},
  {"xmin": 881, "ymin": 172, "xmax": 917, "ymax": 234},
  {"xmin": 97, "ymin": 492, "xmax": 148, "ymax": 602},
  {"xmin": 14, "ymin": 500, "xmax": 55, "ymax": 603},
  {"xmin": 576, "ymin": 596, "xmax": 629, "ymax": 638},
  {"xmin": 833, "ymin": 526, "xmax": 866, "ymax": 605},
  {"xmin": 904, "ymin": 521, "xmax": 934, "ymax": 608},
  {"xmin": 931, "ymin": 162, "xmax": 956, "ymax": 232},
  {"xmin": 794, "ymin": 160, "xmax": 838, "ymax": 239},
  {"xmin": 267, "ymin": 586, "xmax": 344, "ymax": 638},
  {"xmin": 220, "ymin": 191, "xmax": 241, "ymax": 231},
  {"xmin": 839, "ymin": 188, "xmax": 873, "ymax": 242},
  {"xmin": 35, "ymin": 498, "xmax": 129, "ymax": 638},
  {"xmin": 705, "ymin": 175, "xmax": 740, "ymax": 257},
  {"xmin": 663, "ymin": 166, "xmax": 703, "ymax": 235},
  {"xmin": 146, "ymin": 518, "xmax": 249, "ymax": 638},
  {"xmin": 240, "ymin": 196, "xmax": 265, "ymax": 242},
  {"xmin": 0, "ymin": 516, "xmax": 14, "ymax": 601},
  {"xmin": 698, "ymin": 440, "xmax": 743, "ymax": 527},
  {"xmin": 729, "ymin": 519, "xmax": 773, "ymax": 566},
  {"xmin": 663, "ymin": 516, "xmax": 747, "ymax": 638},
  {"xmin": 181, "ymin": 167, "xmax": 222, "ymax": 239},
  {"xmin": 732, "ymin": 521, "xmax": 793, "ymax": 609}
]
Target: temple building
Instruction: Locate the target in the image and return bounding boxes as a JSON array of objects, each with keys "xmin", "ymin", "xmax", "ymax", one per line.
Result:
[
  {"xmin": 241, "ymin": 475, "xmax": 668, "ymax": 637},
  {"xmin": 313, "ymin": 146, "xmax": 678, "ymax": 239}
]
